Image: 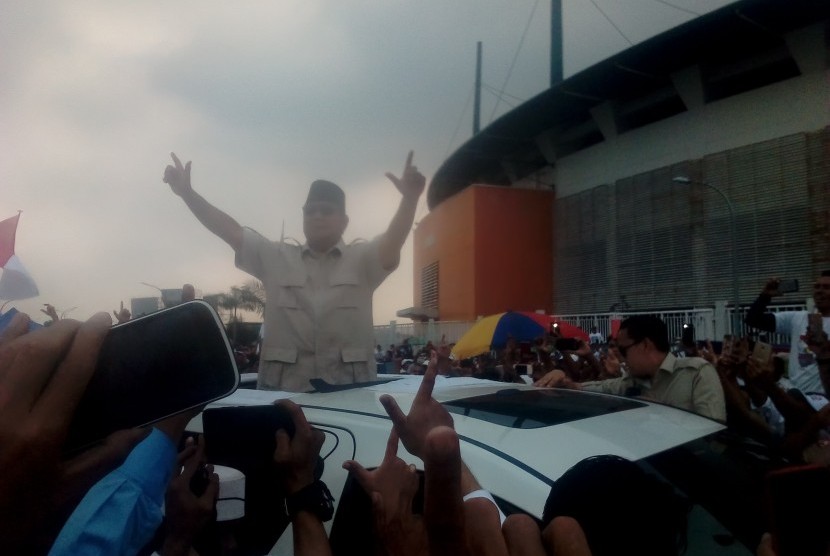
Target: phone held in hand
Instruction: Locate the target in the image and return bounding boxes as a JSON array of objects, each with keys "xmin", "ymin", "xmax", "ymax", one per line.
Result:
[
  {"xmin": 752, "ymin": 341, "xmax": 773, "ymax": 364},
  {"xmin": 765, "ymin": 464, "xmax": 830, "ymax": 556},
  {"xmin": 721, "ymin": 334, "xmax": 733, "ymax": 356},
  {"xmin": 778, "ymin": 279, "xmax": 799, "ymax": 294},
  {"xmin": 554, "ymin": 338, "xmax": 581, "ymax": 352},
  {"xmin": 64, "ymin": 300, "xmax": 239, "ymax": 454},
  {"xmin": 807, "ymin": 313, "xmax": 824, "ymax": 345}
]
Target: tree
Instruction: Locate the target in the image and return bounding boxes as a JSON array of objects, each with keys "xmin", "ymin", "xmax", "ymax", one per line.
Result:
[{"xmin": 204, "ymin": 281, "xmax": 266, "ymax": 344}]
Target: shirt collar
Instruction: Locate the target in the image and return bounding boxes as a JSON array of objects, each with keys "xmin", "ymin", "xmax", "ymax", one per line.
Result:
[
  {"xmin": 658, "ymin": 352, "xmax": 677, "ymax": 374},
  {"xmin": 302, "ymin": 239, "xmax": 346, "ymax": 258}
]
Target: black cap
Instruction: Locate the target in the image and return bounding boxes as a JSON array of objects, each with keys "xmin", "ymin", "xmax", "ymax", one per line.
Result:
[{"xmin": 305, "ymin": 180, "xmax": 345, "ymax": 211}]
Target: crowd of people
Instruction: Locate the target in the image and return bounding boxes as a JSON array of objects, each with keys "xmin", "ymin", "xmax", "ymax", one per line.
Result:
[{"xmin": 1, "ymin": 309, "xmax": 627, "ymax": 555}]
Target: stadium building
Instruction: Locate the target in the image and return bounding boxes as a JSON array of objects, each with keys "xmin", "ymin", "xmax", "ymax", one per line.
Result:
[{"xmin": 409, "ymin": 0, "xmax": 830, "ymax": 323}]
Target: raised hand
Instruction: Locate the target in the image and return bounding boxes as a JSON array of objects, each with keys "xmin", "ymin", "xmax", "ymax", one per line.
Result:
[
  {"xmin": 699, "ymin": 339, "xmax": 719, "ymax": 366},
  {"xmin": 762, "ymin": 276, "xmax": 782, "ymax": 297},
  {"xmin": 534, "ymin": 368, "xmax": 568, "ymax": 388},
  {"xmin": 0, "ymin": 313, "xmax": 113, "ymax": 552},
  {"xmin": 41, "ymin": 303, "xmax": 60, "ymax": 323},
  {"xmin": 163, "ymin": 437, "xmax": 219, "ymax": 555},
  {"xmin": 343, "ymin": 429, "xmax": 425, "ymax": 556},
  {"xmin": 163, "ymin": 152, "xmax": 193, "ymax": 198},
  {"xmin": 380, "ymin": 350, "xmax": 454, "ymax": 460},
  {"xmin": 112, "ymin": 301, "xmax": 131, "ymax": 324},
  {"xmin": 386, "ymin": 151, "xmax": 426, "ymax": 201},
  {"xmin": 273, "ymin": 400, "xmax": 325, "ymax": 494}
]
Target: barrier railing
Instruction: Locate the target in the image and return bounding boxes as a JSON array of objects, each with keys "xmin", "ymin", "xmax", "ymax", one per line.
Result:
[{"xmin": 373, "ymin": 303, "xmax": 808, "ymax": 351}]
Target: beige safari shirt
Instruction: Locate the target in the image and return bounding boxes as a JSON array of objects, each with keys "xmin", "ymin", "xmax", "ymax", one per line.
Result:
[
  {"xmin": 236, "ymin": 227, "xmax": 392, "ymax": 392},
  {"xmin": 580, "ymin": 353, "xmax": 726, "ymax": 421}
]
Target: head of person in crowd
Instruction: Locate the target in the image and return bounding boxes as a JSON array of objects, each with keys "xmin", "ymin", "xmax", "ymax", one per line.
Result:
[
  {"xmin": 181, "ymin": 283, "xmax": 196, "ymax": 303},
  {"xmin": 302, "ymin": 180, "xmax": 348, "ymax": 253},
  {"xmin": 616, "ymin": 315, "xmax": 671, "ymax": 379},
  {"xmin": 542, "ymin": 454, "xmax": 689, "ymax": 556},
  {"xmin": 814, "ymin": 270, "xmax": 830, "ymax": 314}
]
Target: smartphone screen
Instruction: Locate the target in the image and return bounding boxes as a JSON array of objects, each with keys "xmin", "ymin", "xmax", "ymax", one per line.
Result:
[
  {"xmin": 778, "ymin": 279, "xmax": 799, "ymax": 294},
  {"xmin": 752, "ymin": 341, "xmax": 773, "ymax": 364},
  {"xmin": 766, "ymin": 464, "xmax": 830, "ymax": 556},
  {"xmin": 65, "ymin": 301, "xmax": 239, "ymax": 453},
  {"xmin": 555, "ymin": 338, "xmax": 581, "ymax": 352}
]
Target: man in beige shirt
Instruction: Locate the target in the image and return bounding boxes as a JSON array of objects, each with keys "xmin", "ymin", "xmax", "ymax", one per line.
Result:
[
  {"xmin": 162, "ymin": 152, "xmax": 425, "ymax": 392},
  {"xmin": 535, "ymin": 315, "xmax": 726, "ymax": 421}
]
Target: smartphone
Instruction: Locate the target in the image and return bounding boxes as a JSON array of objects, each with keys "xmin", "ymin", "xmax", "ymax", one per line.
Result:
[
  {"xmin": 64, "ymin": 300, "xmax": 239, "ymax": 454},
  {"xmin": 807, "ymin": 313, "xmax": 825, "ymax": 345},
  {"xmin": 515, "ymin": 363, "xmax": 531, "ymax": 375},
  {"xmin": 778, "ymin": 279, "xmax": 799, "ymax": 294},
  {"xmin": 555, "ymin": 338, "xmax": 581, "ymax": 352},
  {"xmin": 752, "ymin": 340, "xmax": 773, "ymax": 364},
  {"xmin": 765, "ymin": 464, "xmax": 830, "ymax": 556},
  {"xmin": 721, "ymin": 334, "xmax": 733, "ymax": 356}
]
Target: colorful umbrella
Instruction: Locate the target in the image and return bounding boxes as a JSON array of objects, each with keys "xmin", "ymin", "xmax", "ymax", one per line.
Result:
[{"xmin": 451, "ymin": 311, "xmax": 555, "ymax": 360}]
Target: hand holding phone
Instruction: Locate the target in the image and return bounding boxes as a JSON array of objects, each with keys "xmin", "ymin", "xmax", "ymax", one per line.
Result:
[
  {"xmin": 752, "ymin": 341, "xmax": 773, "ymax": 364},
  {"xmin": 721, "ymin": 334, "xmax": 733, "ymax": 357},
  {"xmin": 778, "ymin": 279, "xmax": 799, "ymax": 294},
  {"xmin": 64, "ymin": 301, "xmax": 239, "ymax": 454},
  {"xmin": 555, "ymin": 338, "xmax": 581, "ymax": 352},
  {"xmin": 807, "ymin": 314, "xmax": 825, "ymax": 346}
]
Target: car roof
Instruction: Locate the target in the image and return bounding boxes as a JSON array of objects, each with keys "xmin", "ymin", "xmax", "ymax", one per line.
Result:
[{"xmin": 201, "ymin": 376, "xmax": 724, "ymax": 468}]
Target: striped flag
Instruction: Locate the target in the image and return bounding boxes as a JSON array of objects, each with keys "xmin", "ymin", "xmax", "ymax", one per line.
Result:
[{"xmin": 0, "ymin": 213, "xmax": 39, "ymax": 301}]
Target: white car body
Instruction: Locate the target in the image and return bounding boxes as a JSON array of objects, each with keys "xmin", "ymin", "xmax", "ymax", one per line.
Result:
[{"xmin": 188, "ymin": 376, "xmax": 754, "ymax": 555}]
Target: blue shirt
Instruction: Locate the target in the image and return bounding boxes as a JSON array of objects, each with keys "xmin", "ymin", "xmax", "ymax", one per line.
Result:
[{"xmin": 49, "ymin": 428, "xmax": 177, "ymax": 556}]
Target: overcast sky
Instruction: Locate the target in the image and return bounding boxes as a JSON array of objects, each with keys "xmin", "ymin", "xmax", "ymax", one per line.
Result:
[{"xmin": 2, "ymin": 0, "xmax": 734, "ymax": 325}]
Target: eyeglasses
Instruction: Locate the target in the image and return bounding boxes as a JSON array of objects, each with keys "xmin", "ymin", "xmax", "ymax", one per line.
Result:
[
  {"xmin": 303, "ymin": 204, "xmax": 339, "ymax": 217},
  {"xmin": 617, "ymin": 339, "xmax": 642, "ymax": 358}
]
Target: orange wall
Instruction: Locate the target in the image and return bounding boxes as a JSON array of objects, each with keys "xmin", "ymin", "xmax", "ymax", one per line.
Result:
[
  {"xmin": 473, "ymin": 187, "xmax": 553, "ymax": 316},
  {"xmin": 414, "ymin": 185, "xmax": 554, "ymax": 321},
  {"xmin": 414, "ymin": 187, "xmax": 476, "ymax": 321}
]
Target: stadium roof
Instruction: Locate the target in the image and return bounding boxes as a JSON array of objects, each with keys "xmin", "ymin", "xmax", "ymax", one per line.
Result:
[{"xmin": 427, "ymin": 0, "xmax": 830, "ymax": 210}]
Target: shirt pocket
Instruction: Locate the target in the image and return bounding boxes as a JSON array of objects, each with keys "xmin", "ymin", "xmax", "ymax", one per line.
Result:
[
  {"xmin": 276, "ymin": 272, "xmax": 305, "ymax": 309},
  {"xmin": 330, "ymin": 268, "xmax": 362, "ymax": 308},
  {"xmin": 262, "ymin": 346, "xmax": 298, "ymax": 363},
  {"xmin": 341, "ymin": 347, "xmax": 369, "ymax": 363}
]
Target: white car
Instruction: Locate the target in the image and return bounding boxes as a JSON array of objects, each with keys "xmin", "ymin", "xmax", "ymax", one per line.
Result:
[{"xmin": 188, "ymin": 376, "xmax": 759, "ymax": 555}]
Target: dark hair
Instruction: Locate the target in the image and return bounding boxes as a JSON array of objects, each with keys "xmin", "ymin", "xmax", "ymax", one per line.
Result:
[
  {"xmin": 822, "ymin": 270, "xmax": 830, "ymax": 278},
  {"xmin": 542, "ymin": 455, "xmax": 689, "ymax": 556},
  {"xmin": 619, "ymin": 315, "xmax": 670, "ymax": 353}
]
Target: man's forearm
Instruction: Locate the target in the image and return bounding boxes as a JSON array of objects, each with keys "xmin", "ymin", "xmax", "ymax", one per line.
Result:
[
  {"xmin": 292, "ymin": 511, "xmax": 332, "ymax": 556},
  {"xmin": 179, "ymin": 189, "xmax": 243, "ymax": 251},
  {"xmin": 378, "ymin": 195, "xmax": 419, "ymax": 270}
]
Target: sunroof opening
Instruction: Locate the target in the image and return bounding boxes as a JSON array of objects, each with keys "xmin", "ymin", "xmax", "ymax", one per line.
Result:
[{"xmin": 444, "ymin": 388, "xmax": 645, "ymax": 429}]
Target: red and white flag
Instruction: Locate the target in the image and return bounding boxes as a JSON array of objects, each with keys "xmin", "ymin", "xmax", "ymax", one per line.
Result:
[{"xmin": 0, "ymin": 213, "xmax": 39, "ymax": 301}]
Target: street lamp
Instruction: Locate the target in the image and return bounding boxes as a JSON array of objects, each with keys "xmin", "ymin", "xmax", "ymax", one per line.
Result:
[{"xmin": 672, "ymin": 176, "xmax": 741, "ymax": 334}]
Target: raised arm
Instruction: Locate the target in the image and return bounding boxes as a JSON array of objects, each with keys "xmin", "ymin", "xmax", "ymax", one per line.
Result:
[
  {"xmin": 744, "ymin": 277, "xmax": 780, "ymax": 333},
  {"xmin": 378, "ymin": 151, "xmax": 425, "ymax": 271},
  {"xmin": 163, "ymin": 152, "xmax": 243, "ymax": 252}
]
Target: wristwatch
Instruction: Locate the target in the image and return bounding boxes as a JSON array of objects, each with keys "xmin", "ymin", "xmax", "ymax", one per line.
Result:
[{"xmin": 285, "ymin": 480, "xmax": 335, "ymax": 522}]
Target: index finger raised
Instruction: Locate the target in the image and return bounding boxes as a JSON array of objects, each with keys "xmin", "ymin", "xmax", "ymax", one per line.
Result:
[
  {"xmin": 404, "ymin": 150, "xmax": 414, "ymax": 171},
  {"xmin": 415, "ymin": 351, "xmax": 439, "ymax": 403}
]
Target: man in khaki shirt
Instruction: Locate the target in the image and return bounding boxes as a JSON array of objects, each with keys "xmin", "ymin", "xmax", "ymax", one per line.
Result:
[
  {"xmin": 162, "ymin": 151, "xmax": 425, "ymax": 392},
  {"xmin": 535, "ymin": 315, "xmax": 726, "ymax": 421}
]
